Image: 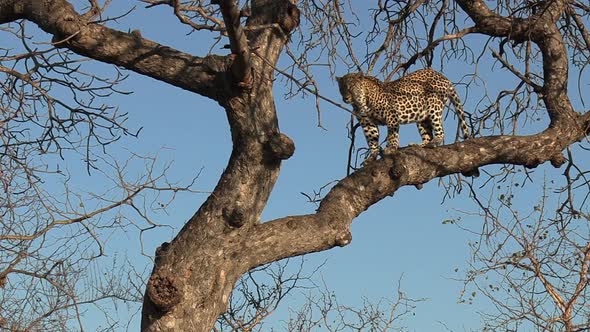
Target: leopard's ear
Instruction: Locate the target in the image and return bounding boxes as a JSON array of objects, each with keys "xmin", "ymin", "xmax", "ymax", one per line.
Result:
[{"xmin": 335, "ymin": 76, "xmax": 342, "ymax": 81}]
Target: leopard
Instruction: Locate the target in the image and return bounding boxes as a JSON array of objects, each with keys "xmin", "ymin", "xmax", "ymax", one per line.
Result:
[{"xmin": 336, "ymin": 69, "xmax": 470, "ymax": 162}]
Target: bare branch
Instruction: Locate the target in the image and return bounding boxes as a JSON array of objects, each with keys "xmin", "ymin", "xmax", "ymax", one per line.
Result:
[
  {"xmin": 213, "ymin": 0, "xmax": 252, "ymax": 87},
  {"xmin": 388, "ymin": 26, "xmax": 478, "ymax": 79},
  {"xmin": 567, "ymin": 7, "xmax": 590, "ymax": 51},
  {"xmin": 1, "ymin": 0, "xmax": 231, "ymax": 100},
  {"xmin": 251, "ymin": 49, "xmax": 353, "ymax": 115},
  {"xmin": 367, "ymin": 0, "xmax": 427, "ymax": 74},
  {"xmin": 490, "ymin": 49, "xmax": 543, "ymax": 94}
]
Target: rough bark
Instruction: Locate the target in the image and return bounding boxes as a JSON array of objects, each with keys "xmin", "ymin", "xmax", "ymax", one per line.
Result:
[
  {"xmin": 0, "ymin": 0, "xmax": 231, "ymax": 100},
  {"xmin": 2, "ymin": 0, "xmax": 588, "ymax": 331},
  {"xmin": 139, "ymin": 1, "xmax": 301, "ymax": 330}
]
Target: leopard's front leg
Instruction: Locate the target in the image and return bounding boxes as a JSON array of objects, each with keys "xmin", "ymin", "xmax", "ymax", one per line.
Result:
[
  {"xmin": 384, "ymin": 122, "xmax": 400, "ymax": 155},
  {"xmin": 357, "ymin": 115, "xmax": 380, "ymax": 162}
]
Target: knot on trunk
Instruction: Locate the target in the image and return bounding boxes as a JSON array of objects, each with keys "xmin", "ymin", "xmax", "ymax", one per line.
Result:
[
  {"xmin": 147, "ymin": 271, "xmax": 182, "ymax": 312},
  {"xmin": 277, "ymin": 2, "xmax": 300, "ymax": 34},
  {"xmin": 266, "ymin": 133, "xmax": 295, "ymax": 161},
  {"xmin": 249, "ymin": 1, "xmax": 300, "ymax": 35},
  {"xmin": 155, "ymin": 241, "xmax": 170, "ymax": 264},
  {"xmin": 223, "ymin": 206, "xmax": 246, "ymax": 228}
]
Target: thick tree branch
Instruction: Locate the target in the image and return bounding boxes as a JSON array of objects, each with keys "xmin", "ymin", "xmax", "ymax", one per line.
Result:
[
  {"xmin": 455, "ymin": 0, "xmax": 564, "ymax": 41},
  {"xmin": 250, "ymin": 120, "xmax": 590, "ymax": 267},
  {"xmin": 0, "ymin": 0, "xmax": 231, "ymax": 101},
  {"xmin": 454, "ymin": 0, "xmax": 531, "ymax": 40}
]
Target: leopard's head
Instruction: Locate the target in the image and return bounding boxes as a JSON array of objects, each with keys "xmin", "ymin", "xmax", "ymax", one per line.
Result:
[{"xmin": 336, "ymin": 75, "xmax": 354, "ymax": 104}]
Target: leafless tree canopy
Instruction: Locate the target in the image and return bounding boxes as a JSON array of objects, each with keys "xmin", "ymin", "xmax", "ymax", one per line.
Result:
[{"xmin": 1, "ymin": 0, "xmax": 590, "ymax": 331}]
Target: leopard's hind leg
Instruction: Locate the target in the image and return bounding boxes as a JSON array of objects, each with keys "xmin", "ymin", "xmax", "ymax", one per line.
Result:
[
  {"xmin": 411, "ymin": 120, "xmax": 433, "ymax": 146},
  {"xmin": 425, "ymin": 97, "xmax": 445, "ymax": 147}
]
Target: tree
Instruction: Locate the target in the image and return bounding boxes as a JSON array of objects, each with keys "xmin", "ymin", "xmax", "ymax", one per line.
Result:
[
  {"xmin": 0, "ymin": 2, "xmax": 200, "ymax": 329},
  {"xmin": 1, "ymin": 0, "xmax": 589, "ymax": 331},
  {"xmin": 456, "ymin": 165, "xmax": 590, "ymax": 331}
]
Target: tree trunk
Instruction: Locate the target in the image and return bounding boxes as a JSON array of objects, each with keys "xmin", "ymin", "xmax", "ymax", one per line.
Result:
[{"xmin": 140, "ymin": 1, "xmax": 300, "ymax": 330}]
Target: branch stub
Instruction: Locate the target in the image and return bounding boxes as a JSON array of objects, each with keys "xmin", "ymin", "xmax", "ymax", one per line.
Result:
[
  {"xmin": 334, "ymin": 231, "xmax": 352, "ymax": 247},
  {"xmin": 266, "ymin": 133, "xmax": 295, "ymax": 161}
]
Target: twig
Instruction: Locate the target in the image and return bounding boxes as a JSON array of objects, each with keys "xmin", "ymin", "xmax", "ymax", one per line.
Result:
[
  {"xmin": 368, "ymin": 0, "xmax": 427, "ymax": 74},
  {"xmin": 490, "ymin": 48, "xmax": 543, "ymax": 94},
  {"xmin": 388, "ymin": 26, "xmax": 477, "ymax": 79},
  {"xmin": 213, "ymin": 0, "xmax": 251, "ymax": 87},
  {"xmin": 251, "ymin": 49, "xmax": 354, "ymax": 116}
]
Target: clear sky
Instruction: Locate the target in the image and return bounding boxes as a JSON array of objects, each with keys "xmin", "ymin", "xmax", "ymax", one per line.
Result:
[{"xmin": 31, "ymin": 1, "xmax": 589, "ymax": 331}]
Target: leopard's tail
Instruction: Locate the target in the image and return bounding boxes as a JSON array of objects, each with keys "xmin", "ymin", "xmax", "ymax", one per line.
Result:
[{"xmin": 448, "ymin": 86, "xmax": 470, "ymax": 139}]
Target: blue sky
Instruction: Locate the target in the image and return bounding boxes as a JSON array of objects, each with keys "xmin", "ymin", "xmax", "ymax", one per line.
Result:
[{"xmin": 24, "ymin": 1, "xmax": 589, "ymax": 331}]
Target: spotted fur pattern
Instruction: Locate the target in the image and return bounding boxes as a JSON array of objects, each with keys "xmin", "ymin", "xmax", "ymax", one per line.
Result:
[{"xmin": 336, "ymin": 69, "xmax": 470, "ymax": 161}]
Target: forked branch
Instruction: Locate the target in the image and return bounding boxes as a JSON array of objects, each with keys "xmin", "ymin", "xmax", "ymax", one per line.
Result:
[
  {"xmin": 1, "ymin": 0, "xmax": 232, "ymax": 101},
  {"xmin": 367, "ymin": 0, "xmax": 427, "ymax": 73},
  {"xmin": 213, "ymin": 0, "xmax": 252, "ymax": 88},
  {"xmin": 490, "ymin": 49, "xmax": 543, "ymax": 94}
]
